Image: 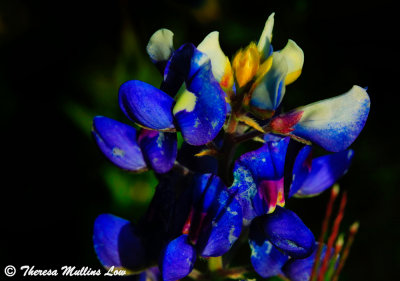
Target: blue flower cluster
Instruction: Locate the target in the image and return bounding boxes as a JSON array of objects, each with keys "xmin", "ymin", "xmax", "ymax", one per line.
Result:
[{"xmin": 91, "ymin": 13, "xmax": 370, "ymax": 281}]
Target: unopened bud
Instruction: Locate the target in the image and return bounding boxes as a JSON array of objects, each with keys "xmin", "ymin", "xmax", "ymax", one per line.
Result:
[
  {"xmin": 350, "ymin": 221, "xmax": 360, "ymax": 234},
  {"xmin": 232, "ymin": 42, "xmax": 260, "ymax": 87}
]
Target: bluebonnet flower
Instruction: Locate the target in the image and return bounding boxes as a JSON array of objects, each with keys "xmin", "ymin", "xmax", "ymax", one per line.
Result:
[
  {"xmin": 92, "ymin": 116, "xmax": 177, "ymax": 173},
  {"xmin": 249, "ymin": 241, "xmax": 334, "ymax": 281},
  {"xmin": 230, "ymin": 136, "xmax": 353, "ymax": 278},
  {"xmin": 93, "ymin": 169, "xmax": 192, "ymax": 275},
  {"xmin": 93, "ymin": 169, "xmax": 242, "ymax": 280},
  {"xmin": 160, "ymin": 173, "xmax": 242, "ymax": 281},
  {"xmin": 249, "ymin": 189, "xmax": 358, "ymax": 281},
  {"xmin": 121, "ymin": 30, "xmax": 227, "ymax": 146},
  {"xmin": 91, "ymin": 11, "xmax": 370, "ymax": 281},
  {"xmin": 175, "ymin": 13, "xmax": 370, "ymax": 152},
  {"xmin": 92, "ymin": 30, "xmax": 229, "ymax": 175}
]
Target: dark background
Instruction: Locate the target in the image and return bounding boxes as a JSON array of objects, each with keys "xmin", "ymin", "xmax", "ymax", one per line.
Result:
[{"xmin": 1, "ymin": 0, "xmax": 399, "ymax": 280}]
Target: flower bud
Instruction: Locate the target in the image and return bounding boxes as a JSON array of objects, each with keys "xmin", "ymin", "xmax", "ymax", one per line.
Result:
[{"xmin": 232, "ymin": 42, "xmax": 260, "ymax": 87}]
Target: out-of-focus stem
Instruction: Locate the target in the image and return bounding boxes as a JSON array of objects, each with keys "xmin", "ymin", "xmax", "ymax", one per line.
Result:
[
  {"xmin": 331, "ymin": 221, "xmax": 360, "ymax": 281},
  {"xmin": 277, "ymin": 274, "xmax": 292, "ymax": 281},
  {"xmin": 188, "ymin": 269, "xmax": 203, "ymax": 280},
  {"xmin": 317, "ymin": 191, "xmax": 347, "ymax": 281},
  {"xmin": 325, "ymin": 233, "xmax": 344, "ymax": 281},
  {"xmin": 310, "ymin": 184, "xmax": 340, "ymax": 281}
]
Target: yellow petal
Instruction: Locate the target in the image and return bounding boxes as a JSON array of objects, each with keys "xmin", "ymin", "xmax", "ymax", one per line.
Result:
[{"xmin": 232, "ymin": 42, "xmax": 260, "ymax": 88}]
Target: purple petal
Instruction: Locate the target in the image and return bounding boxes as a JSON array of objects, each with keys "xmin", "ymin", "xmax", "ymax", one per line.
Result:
[
  {"xmin": 160, "ymin": 235, "xmax": 196, "ymax": 281},
  {"xmin": 191, "ymin": 174, "xmax": 225, "ymax": 214},
  {"xmin": 291, "ymin": 85, "xmax": 370, "ymax": 152},
  {"xmin": 173, "ymin": 48, "xmax": 227, "ymax": 145},
  {"xmin": 138, "ymin": 129, "xmax": 177, "ymax": 174},
  {"xmin": 282, "ymin": 243, "xmax": 329, "ymax": 281},
  {"xmin": 249, "ymin": 220, "xmax": 289, "ymax": 278},
  {"xmin": 92, "ymin": 116, "xmax": 147, "ymax": 172},
  {"xmin": 162, "ymin": 43, "xmax": 194, "ymax": 96},
  {"xmin": 288, "ymin": 145, "xmax": 313, "ymax": 198},
  {"xmin": 119, "ymin": 80, "xmax": 175, "ymax": 131},
  {"xmin": 294, "ymin": 149, "xmax": 354, "ymax": 198},
  {"xmin": 93, "ymin": 214, "xmax": 147, "ymax": 272},
  {"xmin": 198, "ymin": 184, "xmax": 243, "ymax": 257},
  {"xmin": 230, "ymin": 160, "xmax": 259, "ymax": 225},
  {"xmin": 237, "ymin": 137, "xmax": 289, "ymax": 182},
  {"xmin": 231, "ymin": 138, "xmax": 289, "ymax": 222},
  {"xmin": 262, "ymin": 206, "xmax": 315, "ymax": 258}
]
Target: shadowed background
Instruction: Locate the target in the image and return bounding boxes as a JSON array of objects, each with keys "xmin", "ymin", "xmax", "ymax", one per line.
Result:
[{"xmin": 1, "ymin": 0, "xmax": 399, "ymax": 280}]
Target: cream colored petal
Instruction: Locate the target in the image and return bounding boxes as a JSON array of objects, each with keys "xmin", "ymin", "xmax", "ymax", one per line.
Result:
[
  {"xmin": 146, "ymin": 29, "xmax": 174, "ymax": 63},
  {"xmin": 198, "ymin": 31, "xmax": 230, "ymax": 82},
  {"xmin": 257, "ymin": 12, "xmax": 275, "ymax": 58},
  {"xmin": 280, "ymin": 39, "xmax": 304, "ymax": 85}
]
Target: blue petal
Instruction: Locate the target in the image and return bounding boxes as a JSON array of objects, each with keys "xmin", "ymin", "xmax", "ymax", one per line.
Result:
[
  {"xmin": 119, "ymin": 80, "xmax": 175, "ymax": 131},
  {"xmin": 288, "ymin": 145, "xmax": 312, "ymax": 198},
  {"xmin": 160, "ymin": 235, "xmax": 196, "ymax": 281},
  {"xmin": 198, "ymin": 184, "xmax": 243, "ymax": 257},
  {"xmin": 250, "ymin": 52, "xmax": 288, "ymax": 113},
  {"xmin": 238, "ymin": 137, "xmax": 289, "ymax": 182},
  {"xmin": 191, "ymin": 174, "xmax": 225, "ymax": 218},
  {"xmin": 282, "ymin": 244, "xmax": 328, "ymax": 281},
  {"xmin": 230, "ymin": 138, "xmax": 289, "ymax": 221},
  {"xmin": 162, "ymin": 44, "xmax": 194, "ymax": 96},
  {"xmin": 291, "ymin": 85, "xmax": 370, "ymax": 152},
  {"xmin": 262, "ymin": 206, "xmax": 315, "ymax": 258},
  {"xmin": 92, "ymin": 116, "xmax": 147, "ymax": 172},
  {"xmin": 143, "ymin": 171, "xmax": 193, "ymax": 244},
  {"xmin": 294, "ymin": 149, "xmax": 354, "ymax": 198},
  {"xmin": 249, "ymin": 220, "xmax": 289, "ymax": 278},
  {"xmin": 173, "ymin": 57, "xmax": 227, "ymax": 145},
  {"xmin": 93, "ymin": 214, "xmax": 147, "ymax": 272},
  {"xmin": 230, "ymin": 160, "xmax": 259, "ymax": 225},
  {"xmin": 138, "ymin": 129, "xmax": 177, "ymax": 174}
]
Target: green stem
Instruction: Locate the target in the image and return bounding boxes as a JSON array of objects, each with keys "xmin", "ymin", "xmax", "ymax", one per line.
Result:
[
  {"xmin": 208, "ymin": 256, "xmax": 223, "ymax": 272},
  {"xmin": 234, "ymin": 124, "xmax": 271, "ymax": 144}
]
